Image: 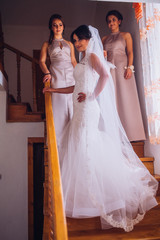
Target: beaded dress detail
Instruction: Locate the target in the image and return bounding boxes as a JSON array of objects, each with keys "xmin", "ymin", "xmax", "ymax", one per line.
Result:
[{"xmin": 103, "ymin": 32, "xmax": 146, "ymax": 141}]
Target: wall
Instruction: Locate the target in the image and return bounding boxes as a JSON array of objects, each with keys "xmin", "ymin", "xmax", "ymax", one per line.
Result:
[{"xmin": 0, "ymin": 74, "xmax": 44, "ymax": 240}]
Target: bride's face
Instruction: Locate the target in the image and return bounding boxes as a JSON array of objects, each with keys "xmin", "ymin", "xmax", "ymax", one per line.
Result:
[{"xmin": 73, "ymin": 34, "xmax": 89, "ymax": 52}]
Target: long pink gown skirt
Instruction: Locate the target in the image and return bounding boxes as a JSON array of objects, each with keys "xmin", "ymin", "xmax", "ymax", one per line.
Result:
[{"xmin": 103, "ymin": 32, "xmax": 146, "ymax": 141}]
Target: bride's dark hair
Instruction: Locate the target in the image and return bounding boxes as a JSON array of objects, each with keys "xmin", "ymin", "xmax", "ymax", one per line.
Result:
[{"xmin": 70, "ymin": 25, "xmax": 92, "ymax": 44}]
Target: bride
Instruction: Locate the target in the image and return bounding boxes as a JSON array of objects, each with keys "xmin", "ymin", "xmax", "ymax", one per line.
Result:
[{"xmin": 43, "ymin": 25, "xmax": 158, "ymax": 232}]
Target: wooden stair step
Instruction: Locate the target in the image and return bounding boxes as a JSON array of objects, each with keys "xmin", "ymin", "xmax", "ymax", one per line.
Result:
[
  {"xmin": 67, "ymin": 197, "xmax": 160, "ymax": 239},
  {"xmin": 154, "ymin": 174, "xmax": 160, "ymax": 196},
  {"xmin": 7, "ymin": 114, "xmax": 44, "ymax": 122},
  {"xmin": 7, "ymin": 103, "xmax": 44, "ymax": 122},
  {"xmin": 140, "ymin": 158, "xmax": 160, "ymax": 196},
  {"xmin": 140, "ymin": 157, "xmax": 154, "ymax": 174},
  {"xmin": 8, "ymin": 103, "xmax": 29, "ymax": 115},
  {"xmin": 131, "ymin": 141, "xmax": 144, "ymax": 157},
  {"xmin": 8, "ymin": 94, "xmax": 16, "ymax": 103},
  {"xmin": 67, "ymin": 197, "xmax": 160, "ymax": 233}
]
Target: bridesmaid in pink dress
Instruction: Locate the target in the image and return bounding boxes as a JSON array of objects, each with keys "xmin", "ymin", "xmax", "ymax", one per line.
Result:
[
  {"xmin": 39, "ymin": 14, "xmax": 77, "ymax": 147},
  {"xmin": 102, "ymin": 10, "xmax": 146, "ymax": 141}
]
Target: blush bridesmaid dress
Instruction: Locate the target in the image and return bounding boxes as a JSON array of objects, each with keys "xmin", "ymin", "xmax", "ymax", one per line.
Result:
[
  {"xmin": 103, "ymin": 32, "xmax": 146, "ymax": 141},
  {"xmin": 48, "ymin": 39, "xmax": 75, "ymax": 146}
]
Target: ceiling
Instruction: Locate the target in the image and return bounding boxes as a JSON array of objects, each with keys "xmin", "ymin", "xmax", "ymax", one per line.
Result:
[
  {"xmin": 1, "ymin": 0, "xmax": 98, "ymax": 27},
  {"xmin": 1, "ymin": 0, "xmax": 159, "ymax": 27}
]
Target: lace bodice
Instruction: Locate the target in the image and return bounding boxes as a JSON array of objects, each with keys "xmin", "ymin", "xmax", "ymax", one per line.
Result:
[
  {"xmin": 73, "ymin": 57, "xmax": 97, "ymax": 105},
  {"xmin": 72, "ymin": 57, "xmax": 100, "ymax": 129}
]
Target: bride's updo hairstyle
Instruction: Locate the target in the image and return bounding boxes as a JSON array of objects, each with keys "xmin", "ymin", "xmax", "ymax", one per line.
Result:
[
  {"xmin": 105, "ymin": 10, "xmax": 123, "ymax": 26},
  {"xmin": 71, "ymin": 25, "xmax": 92, "ymax": 44}
]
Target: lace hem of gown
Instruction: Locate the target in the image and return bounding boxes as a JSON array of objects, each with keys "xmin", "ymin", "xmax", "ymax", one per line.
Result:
[
  {"xmin": 101, "ymin": 211, "xmax": 145, "ymax": 232},
  {"xmin": 85, "ymin": 154, "xmax": 157, "ymax": 232}
]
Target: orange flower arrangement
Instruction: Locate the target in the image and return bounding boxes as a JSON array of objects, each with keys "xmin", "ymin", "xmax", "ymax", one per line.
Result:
[{"xmin": 133, "ymin": 3, "xmax": 143, "ymax": 22}]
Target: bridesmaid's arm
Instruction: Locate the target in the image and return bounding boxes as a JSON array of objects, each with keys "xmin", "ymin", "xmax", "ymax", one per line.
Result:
[
  {"xmin": 123, "ymin": 32, "xmax": 133, "ymax": 79},
  {"xmin": 39, "ymin": 41, "xmax": 52, "ymax": 82},
  {"xmin": 43, "ymin": 86, "xmax": 74, "ymax": 94},
  {"xmin": 69, "ymin": 42, "xmax": 77, "ymax": 67},
  {"xmin": 43, "ymin": 86, "xmax": 85, "ymax": 103},
  {"xmin": 102, "ymin": 36, "xmax": 108, "ymax": 59}
]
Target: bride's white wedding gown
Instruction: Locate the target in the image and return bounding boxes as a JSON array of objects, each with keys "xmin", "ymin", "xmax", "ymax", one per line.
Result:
[{"xmin": 59, "ymin": 54, "xmax": 158, "ymax": 232}]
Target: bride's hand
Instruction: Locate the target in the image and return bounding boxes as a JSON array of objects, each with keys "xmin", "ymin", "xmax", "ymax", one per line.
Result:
[{"xmin": 77, "ymin": 92, "xmax": 86, "ymax": 102}]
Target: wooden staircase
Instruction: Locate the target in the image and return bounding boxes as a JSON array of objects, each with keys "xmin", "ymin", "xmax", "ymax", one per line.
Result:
[
  {"xmin": 43, "ymin": 141, "xmax": 160, "ymax": 240},
  {"xmin": 0, "ymin": 23, "xmax": 44, "ymax": 123},
  {"xmin": 6, "ymin": 84, "xmax": 44, "ymax": 121},
  {"xmin": 67, "ymin": 198, "xmax": 160, "ymax": 239},
  {"xmin": 7, "ymin": 97, "xmax": 44, "ymax": 122}
]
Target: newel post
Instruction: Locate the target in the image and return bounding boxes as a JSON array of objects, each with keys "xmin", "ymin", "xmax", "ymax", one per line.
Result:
[
  {"xmin": 32, "ymin": 61, "xmax": 37, "ymax": 112},
  {"xmin": 0, "ymin": 12, "xmax": 8, "ymax": 82},
  {"xmin": 16, "ymin": 53, "xmax": 21, "ymax": 102}
]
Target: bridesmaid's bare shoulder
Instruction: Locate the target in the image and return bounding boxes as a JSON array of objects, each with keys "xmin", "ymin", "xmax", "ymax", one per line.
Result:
[
  {"xmin": 42, "ymin": 41, "xmax": 49, "ymax": 47},
  {"xmin": 40, "ymin": 41, "xmax": 49, "ymax": 52},
  {"xmin": 102, "ymin": 35, "xmax": 109, "ymax": 45},
  {"xmin": 120, "ymin": 32, "xmax": 132, "ymax": 41}
]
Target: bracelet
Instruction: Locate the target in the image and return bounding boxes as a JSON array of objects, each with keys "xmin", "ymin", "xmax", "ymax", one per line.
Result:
[
  {"xmin": 124, "ymin": 65, "xmax": 135, "ymax": 73},
  {"xmin": 44, "ymin": 72, "xmax": 51, "ymax": 75}
]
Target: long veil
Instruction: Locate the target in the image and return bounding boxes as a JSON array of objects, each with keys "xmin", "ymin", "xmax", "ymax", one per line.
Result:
[
  {"xmin": 85, "ymin": 25, "xmax": 150, "ymax": 170},
  {"xmin": 81, "ymin": 25, "xmax": 158, "ymax": 230}
]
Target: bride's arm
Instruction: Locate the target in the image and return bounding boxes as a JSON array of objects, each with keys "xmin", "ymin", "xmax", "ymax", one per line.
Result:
[
  {"xmin": 90, "ymin": 53, "xmax": 109, "ymax": 99},
  {"xmin": 78, "ymin": 53, "xmax": 109, "ymax": 102}
]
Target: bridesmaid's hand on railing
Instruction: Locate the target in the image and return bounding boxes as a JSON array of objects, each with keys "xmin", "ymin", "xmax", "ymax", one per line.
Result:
[{"xmin": 43, "ymin": 73, "xmax": 52, "ymax": 83}]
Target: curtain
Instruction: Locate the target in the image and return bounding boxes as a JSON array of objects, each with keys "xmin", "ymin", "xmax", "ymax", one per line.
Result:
[{"xmin": 138, "ymin": 3, "xmax": 160, "ymax": 144}]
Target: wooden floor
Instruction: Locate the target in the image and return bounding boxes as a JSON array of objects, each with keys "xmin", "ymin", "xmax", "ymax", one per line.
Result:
[{"xmin": 68, "ymin": 197, "xmax": 160, "ymax": 240}]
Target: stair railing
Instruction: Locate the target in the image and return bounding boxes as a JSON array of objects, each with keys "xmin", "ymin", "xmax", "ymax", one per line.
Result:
[
  {"xmin": 0, "ymin": 13, "xmax": 8, "ymax": 82},
  {"xmin": 0, "ymin": 13, "xmax": 39, "ymax": 112},
  {"xmin": 43, "ymin": 81, "xmax": 68, "ymax": 240},
  {"xmin": 3, "ymin": 43, "xmax": 39, "ymax": 112}
]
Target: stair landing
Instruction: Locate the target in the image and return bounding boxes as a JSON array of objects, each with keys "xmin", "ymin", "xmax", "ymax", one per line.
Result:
[
  {"xmin": 7, "ymin": 102, "xmax": 44, "ymax": 122},
  {"xmin": 67, "ymin": 197, "xmax": 160, "ymax": 240}
]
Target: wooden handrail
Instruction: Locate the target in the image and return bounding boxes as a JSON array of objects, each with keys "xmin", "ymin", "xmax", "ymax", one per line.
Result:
[
  {"xmin": 3, "ymin": 42, "xmax": 39, "ymax": 110},
  {"xmin": 0, "ymin": 14, "xmax": 8, "ymax": 82},
  {"xmin": 44, "ymin": 82, "xmax": 68, "ymax": 240},
  {"xmin": 3, "ymin": 42, "xmax": 39, "ymax": 64}
]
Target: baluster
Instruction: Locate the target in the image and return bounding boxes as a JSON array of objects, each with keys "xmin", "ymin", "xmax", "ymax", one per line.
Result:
[
  {"xmin": 0, "ymin": 12, "xmax": 8, "ymax": 83},
  {"xmin": 16, "ymin": 53, "xmax": 21, "ymax": 102},
  {"xmin": 32, "ymin": 61, "xmax": 37, "ymax": 112},
  {"xmin": 0, "ymin": 12, "xmax": 4, "ymax": 69}
]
